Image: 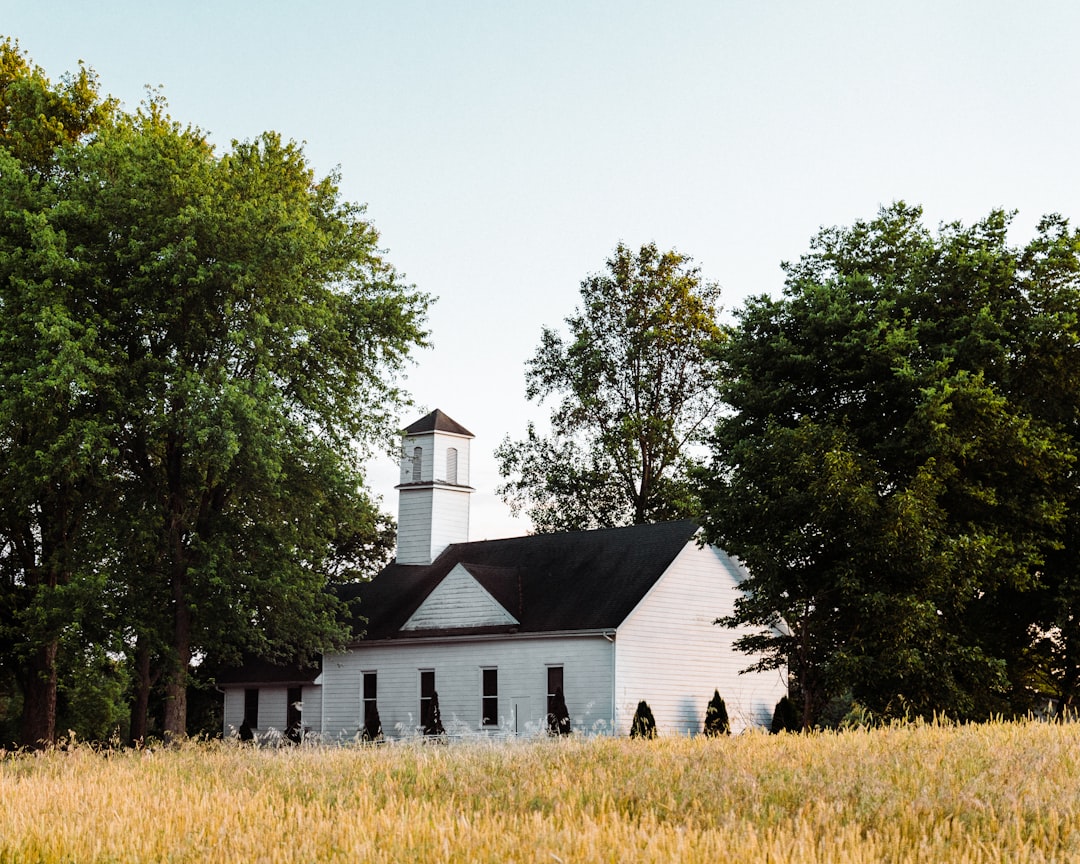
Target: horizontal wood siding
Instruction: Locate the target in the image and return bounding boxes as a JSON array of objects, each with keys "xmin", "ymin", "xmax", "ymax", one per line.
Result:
[
  {"xmin": 614, "ymin": 543, "xmax": 787, "ymax": 736},
  {"xmin": 402, "ymin": 564, "xmax": 517, "ymax": 630},
  {"xmin": 396, "ymin": 488, "xmax": 434, "ymax": 564},
  {"xmin": 223, "ymin": 688, "xmax": 245, "ymax": 734},
  {"xmin": 302, "ymin": 686, "xmax": 322, "ymax": 734},
  {"xmin": 399, "ymin": 433, "xmax": 434, "ymax": 484},
  {"xmin": 430, "ymin": 487, "xmax": 470, "ymax": 558},
  {"xmin": 321, "ymin": 635, "xmax": 614, "ymax": 739},
  {"xmin": 221, "ymin": 684, "xmax": 321, "ymax": 738}
]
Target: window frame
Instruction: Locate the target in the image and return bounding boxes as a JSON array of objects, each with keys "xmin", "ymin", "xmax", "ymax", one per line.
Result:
[
  {"xmin": 481, "ymin": 667, "xmax": 498, "ymax": 728},
  {"xmin": 419, "ymin": 668, "xmax": 435, "ymax": 729},
  {"xmin": 362, "ymin": 671, "xmax": 378, "ymax": 730},
  {"xmin": 547, "ymin": 665, "xmax": 564, "ymax": 717}
]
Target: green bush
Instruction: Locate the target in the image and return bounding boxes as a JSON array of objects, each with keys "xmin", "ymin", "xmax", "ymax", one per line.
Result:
[
  {"xmin": 770, "ymin": 695, "xmax": 800, "ymax": 733},
  {"xmin": 547, "ymin": 686, "xmax": 571, "ymax": 736},
  {"xmin": 703, "ymin": 690, "xmax": 730, "ymax": 736},
  {"xmin": 629, "ymin": 700, "xmax": 657, "ymax": 739}
]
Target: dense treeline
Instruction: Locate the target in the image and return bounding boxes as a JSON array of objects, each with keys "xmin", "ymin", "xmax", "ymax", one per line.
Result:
[{"xmin": 0, "ymin": 39, "xmax": 428, "ymax": 747}]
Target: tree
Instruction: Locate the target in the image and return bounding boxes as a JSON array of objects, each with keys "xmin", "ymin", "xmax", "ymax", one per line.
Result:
[
  {"xmin": 0, "ymin": 38, "xmax": 116, "ymax": 747},
  {"xmin": 497, "ymin": 242, "xmax": 723, "ymax": 532},
  {"xmin": 703, "ymin": 689, "xmax": 730, "ymax": 736},
  {"xmin": 0, "ymin": 42, "xmax": 429, "ymax": 745},
  {"xmin": 68, "ymin": 104, "xmax": 429, "ymax": 740},
  {"xmin": 629, "ymin": 699, "xmax": 657, "ymax": 739},
  {"xmin": 697, "ymin": 204, "xmax": 1079, "ymax": 726}
]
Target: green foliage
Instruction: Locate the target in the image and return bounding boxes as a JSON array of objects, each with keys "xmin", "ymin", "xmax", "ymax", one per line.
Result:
[
  {"xmin": 629, "ymin": 700, "xmax": 657, "ymax": 739},
  {"xmin": 697, "ymin": 203, "xmax": 1080, "ymax": 726},
  {"xmin": 0, "ymin": 37, "xmax": 115, "ymax": 172},
  {"xmin": 0, "ymin": 38, "xmax": 117, "ymax": 748},
  {"xmin": 703, "ymin": 690, "xmax": 730, "ymax": 736},
  {"xmin": 497, "ymin": 242, "xmax": 723, "ymax": 532},
  {"xmin": 56, "ymin": 644, "xmax": 130, "ymax": 744},
  {"xmin": 0, "ymin": 42, "xmax": 429, "ymax": 745}
]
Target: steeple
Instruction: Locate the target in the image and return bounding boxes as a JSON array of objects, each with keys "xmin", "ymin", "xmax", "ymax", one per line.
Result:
[{"xmin": 395, "ymin": 409, "xmax": 474, "ymax": 565}]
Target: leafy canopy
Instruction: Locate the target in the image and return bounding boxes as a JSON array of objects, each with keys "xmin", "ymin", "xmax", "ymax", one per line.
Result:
[
  {"xmin": 697, "ymin": 203, "xmax": 1080, "ymax": 725},
  {"xmin": 498, "ymin": 242, "xmax": 723, "ymax": 532}
]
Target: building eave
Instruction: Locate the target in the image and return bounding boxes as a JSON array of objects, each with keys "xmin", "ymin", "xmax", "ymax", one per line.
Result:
[{"xmin": 344, "ymin": 628, "xmax": 617, "ymax": 649}]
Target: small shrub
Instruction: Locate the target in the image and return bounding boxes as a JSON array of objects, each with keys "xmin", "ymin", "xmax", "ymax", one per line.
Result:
[
  {"xmin": 547, "ymin": 686, "xmax": 571, "ymax": 736},
  {"xmin": 629, "ymin": 700, "xmax": 657, "ymax": 739},
  {"xmin": 423, "ymin": 691, "xmax": 445, "ymax": 737},
  {"xmin": 362, "ymin": 705, "xmax": 383, "ymax": 742},
  {"xmin": 770, "ymin": 695, "xmax": 800, "ymax": 734},
  {"xmin": 703, "ymin": 690, "xmax": 730, "ymax": 736}
]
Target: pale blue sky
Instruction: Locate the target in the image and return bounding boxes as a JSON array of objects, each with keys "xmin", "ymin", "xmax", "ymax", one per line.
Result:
[{"xmin": 6, "ymin": 2, "xmax": 1080, "ymax": 538}]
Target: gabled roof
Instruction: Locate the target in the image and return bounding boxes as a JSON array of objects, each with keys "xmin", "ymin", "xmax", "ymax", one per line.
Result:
[
  {"xmin": 341, "ymin": 519, "xmax": 699, "ymax": 642},
  {"xmin": 403, "ymin": 409, "xmax": 473, "ymax": 437}
]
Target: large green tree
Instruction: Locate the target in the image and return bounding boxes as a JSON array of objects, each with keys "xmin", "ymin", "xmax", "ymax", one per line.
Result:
[
  {"xmin": 497, "ymin": 242, "xmax": 723, "ymax": 532},
  {"xmin": 0, "ymin": 38, "xmax": 116, "ymax": 747},
  {"xmin": 71, "ymin": 104, "xmax": 427, "ymax": 739},
  {"xmin": 0, "ymin": 41, "xmax": 428, "ymax": 744},
  {"xmin": 697, "ymin": 204, "xmax": 1080, "ymax": 726}
]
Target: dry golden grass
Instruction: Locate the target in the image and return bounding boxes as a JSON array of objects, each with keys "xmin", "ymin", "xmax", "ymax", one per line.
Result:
[{"xmin": 1, "ymin": 720, "xmax": 1078, "ymax": 862}]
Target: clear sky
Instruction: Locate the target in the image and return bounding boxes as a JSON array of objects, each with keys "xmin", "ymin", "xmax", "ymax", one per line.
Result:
[{"xmin": 6, "ymin": 1, "xmax": 1079, "ymax": 539}]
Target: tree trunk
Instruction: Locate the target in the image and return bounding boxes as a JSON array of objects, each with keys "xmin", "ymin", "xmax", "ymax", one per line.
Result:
[
  {"xmin": 129, "ymin": 636, "xmax": 154, "ymax": 745},
  {"xmin": 19, "ymin": 639, "xmax": 58, "ymax": 749},
  {"xmin": 162, "ymin": 594, "xmax": 191, "ymax": 743}
]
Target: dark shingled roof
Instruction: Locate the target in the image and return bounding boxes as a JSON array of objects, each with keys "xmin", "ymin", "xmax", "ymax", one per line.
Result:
[
  {"xmin": 404, "ymin": 409, "xmax": 473, "ymax": 437},
  {"xmin": 340, "ymin": 519, "xmax": 699, "ymax": 643}
]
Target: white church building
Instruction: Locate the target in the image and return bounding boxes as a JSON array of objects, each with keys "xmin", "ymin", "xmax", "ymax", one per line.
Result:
[{"xmin": 219, "ymin": 409, "xmax": 787, "ymax": 739}]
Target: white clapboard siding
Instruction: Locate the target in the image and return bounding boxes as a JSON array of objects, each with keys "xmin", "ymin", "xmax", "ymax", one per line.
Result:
[
  {"xmin": 223, "ymin": 688, "xmax": 245, "ymax": 734},
  {"xmin": 428, "ymin": 486, "xmax": 470, "ymax": 558},
  {"xmin": 396, "ymin": 489, "xmax": 434, "ymax": 564},
  {"xmin": 396, "ymin": 478, "xmax": 471, "ymax": 564},
  {"xmin": 222, "ymin": 684, "xmax": 321, "ymax": 737},
  {"xmin": 402, "ymin": 564, "xmax": 518, "ymax": 630},
  {"xmin": 320, "ymin": 635, "xmax": 614, "ymax": 739},
  {"xmin": 300, "ymin": 685, "xmax": 322, "ymax": 734},
  {"xmin": 614, "ymin": 542, "xmax": 787, "ymax": 735}
]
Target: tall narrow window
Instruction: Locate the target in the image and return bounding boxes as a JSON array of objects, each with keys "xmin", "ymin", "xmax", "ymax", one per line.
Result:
[
  {"xmin": 419, "ymin": 669, "xmax": 435, "ymax": 729},
  {"xmin": 547, "ymin": 666, "xmax": 564, "ymax": 717},
  {"xmin": 244, "ymin": 688, "xmax": 259, "ymax": 729},
  {"xmin": 411, "ymin": 446, "xmax": 422, "ymax": 482},
  {"xmin": 362, "ymin": 672, "xmax": 378, "ymax": 738},
  {"xmin": 446, "ymin": 447, "xmax": 458, "ymax": 484},
  {"xmin": 481, "ymin": 667, "xmax": 498, "ymax": 727}
]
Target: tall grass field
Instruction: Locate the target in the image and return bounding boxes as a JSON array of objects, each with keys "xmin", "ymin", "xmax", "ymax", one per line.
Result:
[{"xmin": 1, "ymin": 720, "xmax": 1077, "ymax": 862}]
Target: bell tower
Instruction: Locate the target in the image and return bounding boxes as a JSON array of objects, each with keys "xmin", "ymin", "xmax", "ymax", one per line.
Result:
[{"xmin": 395, "ymin": 409, "xmax": 474, "ymax": 565}]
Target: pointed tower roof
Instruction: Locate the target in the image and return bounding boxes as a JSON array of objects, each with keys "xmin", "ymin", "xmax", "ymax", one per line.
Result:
[{"xmin": 404, "ymin": 409, "xmax": 473, "ymax": 438}]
